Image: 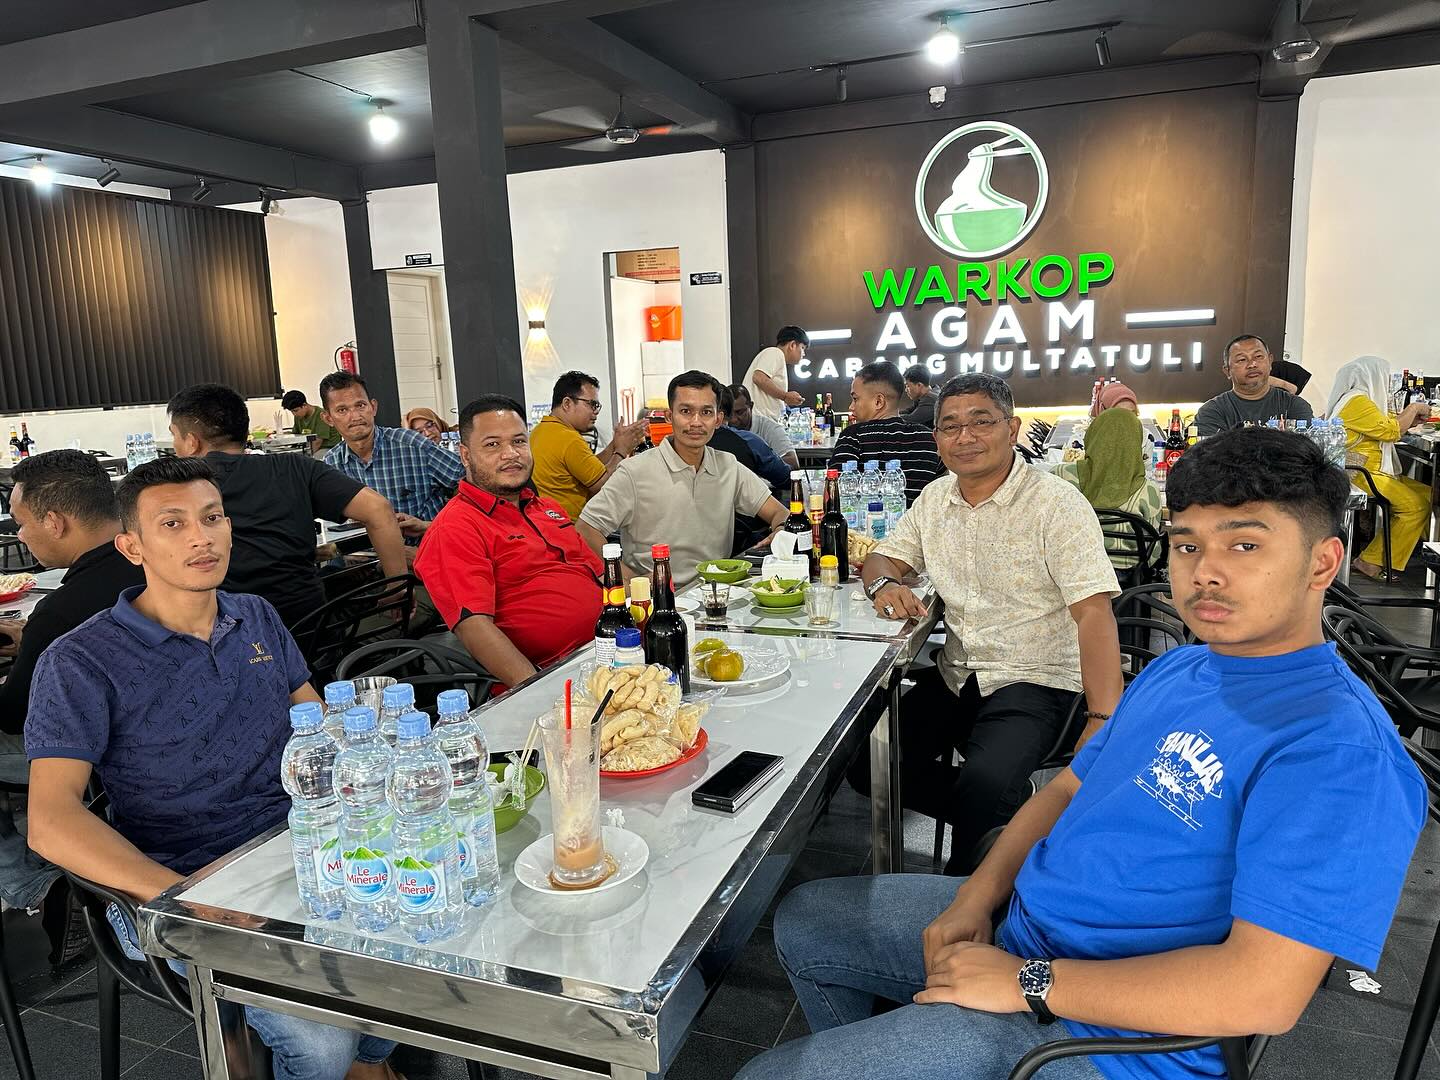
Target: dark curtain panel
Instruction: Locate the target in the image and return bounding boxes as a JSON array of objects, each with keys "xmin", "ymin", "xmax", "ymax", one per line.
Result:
[{"xmin": 0, "ymin": 176, "xmax": 280, "ymax": 412}]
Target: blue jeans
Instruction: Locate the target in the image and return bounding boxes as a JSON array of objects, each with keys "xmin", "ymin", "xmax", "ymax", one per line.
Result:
[
  {"xmin": 109, "ymin": 908, "xmax": 396, "ymax": 1080},
  {"xmin": 735, "ymin": 874, "xmax": 1102, "ymax": 1080},
  {"xmin": 0, "ymin": 742, "xmax": 61, "ymax": 911}
]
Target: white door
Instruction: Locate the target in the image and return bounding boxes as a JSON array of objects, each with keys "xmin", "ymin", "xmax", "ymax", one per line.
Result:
[{"xmin": 388, "ymin": 275, "xmax": 445, "ymax": 415}]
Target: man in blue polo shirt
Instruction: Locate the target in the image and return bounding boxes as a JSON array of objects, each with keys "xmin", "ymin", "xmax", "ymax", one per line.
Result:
[
  {"xmin": 736, "ymin": 427, "xmax": 1427, "ymax": 1080},
  {"xmin": 24, "ymin": 457, "xmax": 400, "ymax": 1080}
]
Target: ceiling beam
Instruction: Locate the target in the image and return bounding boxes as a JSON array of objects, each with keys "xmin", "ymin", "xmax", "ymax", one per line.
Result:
[
  {"xmin": 0, "ymin": 106, "xmax": 361, "ymax": 200},
  {"xmin": 491, "ymin": 17, "xmax": 750, "ymax": 144},
  {"xmin": 0, "ymin": 0, "xmax": 424, "ymax": 110},
  {"xmin": 457, "ymin": 0, "xmax": 671, "ymax": 17}
]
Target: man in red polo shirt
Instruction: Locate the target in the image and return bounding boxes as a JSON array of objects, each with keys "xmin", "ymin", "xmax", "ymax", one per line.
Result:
[{"xmin": 414, "ymin": 395, "xmax": 603, "ymax": 689}]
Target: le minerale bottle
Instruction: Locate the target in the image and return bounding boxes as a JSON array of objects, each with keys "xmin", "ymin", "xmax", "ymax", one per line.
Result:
[
  {"xmin": 820, "ymin": 469, "xmax": 850, "ymax": 582},
  {"xmin": 784, "ymin": 472, "xmax": 818, "ymax": 580},
  {"xmin": 593, "ymin": 543, "xmax": 636, "ymax": 666},
  {"xmin": 281, "ymin": 702, "xmax": 344, "ymax": 920},
  {"xmin": 644, "ymin": 544, "xmax": 690, "ymax": 693},
  {"xmin": 387, "ymin": 712, "xmax": 464, "ymax": 944},
  {"xmin": 334, "ymin": 707, "xmax": 397, "ymax": 932}
]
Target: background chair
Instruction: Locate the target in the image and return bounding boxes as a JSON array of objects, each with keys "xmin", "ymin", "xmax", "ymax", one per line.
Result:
[
  {"xmin": 1010, "ymin": 1033, "xmax": 1268, "ymax": 1079},
  {"xmin": 1095, "ymin": 509, "xmax": 1167, "ymax": 591},
  {"xmin": 0, "ymin": 914, "xmax": 36, "ymax": 1080},
  {"xmin": 336, "ymin": 638, "xmax": 500, "ymax": 713},
  {"xmin": 1395, "ymin": 743, "xmax": 1440, "ymax": 1080},
  {"xmin": 289, "ymin": 573, "xmax": 418, "ymax": 685},
  {"xmin": 1346, "ymin": 463, "xmax": 1394, "ymax": 580}
]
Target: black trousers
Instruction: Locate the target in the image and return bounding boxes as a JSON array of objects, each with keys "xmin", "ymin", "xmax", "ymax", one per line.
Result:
[{"xmin": 849, "ymin": 667, "xmax": 1075, "ymax": 875}]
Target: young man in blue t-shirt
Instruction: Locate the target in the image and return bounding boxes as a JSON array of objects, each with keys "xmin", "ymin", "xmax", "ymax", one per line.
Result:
[
  {"xmin": 24, "ymin": 457, "xmax": 402, "ymax": 1080},
  {"xmin": 738, "ymin": 427, "xmax": 1427, "ymax": 1080}
]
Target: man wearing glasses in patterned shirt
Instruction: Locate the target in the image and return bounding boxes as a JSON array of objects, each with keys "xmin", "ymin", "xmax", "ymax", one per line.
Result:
[
  {"xmin": 530, "ymin": 371, "xmax": 649, "ymax": 522},
  {"xmin": 855, "ymin": 373, "xmax": 1124, "ymax": 875}
]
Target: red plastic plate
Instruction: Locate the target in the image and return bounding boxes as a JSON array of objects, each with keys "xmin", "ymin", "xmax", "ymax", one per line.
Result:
[{"xmin": 601, "ymin": 727, "xmax": 708, "ymax": 779}]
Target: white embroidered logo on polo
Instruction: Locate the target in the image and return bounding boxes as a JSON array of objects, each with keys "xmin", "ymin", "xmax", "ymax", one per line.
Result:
[{"xmin": 1134, "ymin": 729, "xmax": 1225, "ymax": 830}]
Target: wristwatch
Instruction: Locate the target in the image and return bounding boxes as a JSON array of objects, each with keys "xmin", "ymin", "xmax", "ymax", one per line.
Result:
[
  {"xmin": 1018, "ymin": 959, "xmax": 1057, "ymax": 1025},
  {"xmin": 865, "ymin": 575, "xmax": 899, "ymax": 600}
]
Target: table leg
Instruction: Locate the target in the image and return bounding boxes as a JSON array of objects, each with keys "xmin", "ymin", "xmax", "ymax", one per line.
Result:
[
  {"xmin": 187, "ymin": 967, "xmax": 232, "ymax": 1080},
  {"xmin": 869, "ymin": 675, "xmax": 905, "ymax": 874}
]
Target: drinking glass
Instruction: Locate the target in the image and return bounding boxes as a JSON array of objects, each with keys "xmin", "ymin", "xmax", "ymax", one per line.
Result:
[
  {"xmin": 537, "ymin": 705, "xmax": 607, "ymax": 888},
  {"xmin": 806, "ymin": 584, "xmax": 838, "ymax": 627},
  {"xmin": 352, "ymin": 676, "xmax": 397, "ymax": 716},
  {"xmin": 701, "ymin": 582, "xmax": 730, "ymax": 624}
]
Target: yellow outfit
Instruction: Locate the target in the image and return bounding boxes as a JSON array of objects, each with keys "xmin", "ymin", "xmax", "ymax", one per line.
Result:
[
  {"xmin": 1338, "ymin": 395, "xmax": 1431, "ymax": 571},
  {"xmin": 529, "ymin": 414, "xmax": 607, "ymax": 521}
]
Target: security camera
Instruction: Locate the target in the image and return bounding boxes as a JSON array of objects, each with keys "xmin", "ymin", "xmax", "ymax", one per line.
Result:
[{"xmin": 929, "ymin": 85, "xmax": 947, "ymax": 109}]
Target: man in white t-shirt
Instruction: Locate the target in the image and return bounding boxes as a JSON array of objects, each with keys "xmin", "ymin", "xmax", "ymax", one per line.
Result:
[{"xmin": 742, "ymin": 326, "xmax": 809, "ymax": 422}]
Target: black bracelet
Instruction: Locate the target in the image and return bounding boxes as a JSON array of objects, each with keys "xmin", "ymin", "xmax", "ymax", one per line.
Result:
[{"xmin": 1084, "ymin": 711, "xmax": 1111, "ymax": 722}]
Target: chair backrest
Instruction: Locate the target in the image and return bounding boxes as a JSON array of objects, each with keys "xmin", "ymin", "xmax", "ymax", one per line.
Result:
[
  {"xmin": 1113, "ymin": 583, "xmax": 1197, "ymax": 644},
  {"xmin": 1322, "ymin": 603, "xmax": 1431, "ymax": 738},
  {"xmin": 1095, "ymin": 508, "xmax": 1166, "ymax": 585},
  {"xmin": 290, "ymin": 573, "xmax": 417, "ymax": 683},
  {"xmin": 335, "ymin": 638, "xmax": 499, "ymax": 712}
]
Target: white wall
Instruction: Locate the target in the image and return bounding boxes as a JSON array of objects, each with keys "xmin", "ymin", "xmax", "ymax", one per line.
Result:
[
  {"xmin": 366, "ymin": 149, "xmax": 731, "ymax": 408},
  {"xmin": 1287, "ymin": 66, "xmax": 1440, "ymax": 413}
]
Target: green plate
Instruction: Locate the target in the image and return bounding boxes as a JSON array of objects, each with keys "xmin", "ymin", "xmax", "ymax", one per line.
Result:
[
  {"xmin": 749, "ymin": 579, "xmax": 808, "ymax": 608},
  {"xmin": 486, "ymin": 763, "xmax": 546, "ymax": 833},
  {"xmin": 696, "ymin": 559, "xmax": 753, "ymax": 584}
]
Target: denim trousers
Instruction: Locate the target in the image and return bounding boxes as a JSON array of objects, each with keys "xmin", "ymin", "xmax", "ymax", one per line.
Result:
[
  {"xmin": 0, "ymin": 739, "xmax": 61, "ymax": 911},
  {"xmin": 109, "ymin": 907, "xmax": 396, "ymax": 1080},
  {"xmin": 734, "ymin": 874, "xmax": 1102, "ymax": 1080}
]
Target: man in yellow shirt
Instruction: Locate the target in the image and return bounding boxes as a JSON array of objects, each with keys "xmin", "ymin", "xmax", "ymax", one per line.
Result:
[{"xmin": 530, "ymin": 371, "xmax": 648, "ymax": 520}]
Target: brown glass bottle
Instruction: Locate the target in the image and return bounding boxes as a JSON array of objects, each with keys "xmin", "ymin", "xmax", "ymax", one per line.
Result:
[{"xmin": 643, "ymin": 544, "xmax": 689, "ymax": 692}]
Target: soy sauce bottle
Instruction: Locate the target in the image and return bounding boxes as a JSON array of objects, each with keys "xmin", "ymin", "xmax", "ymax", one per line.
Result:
[{"xmin": 643, "ymin": 544, "xmax": 689, "ymax": 693}]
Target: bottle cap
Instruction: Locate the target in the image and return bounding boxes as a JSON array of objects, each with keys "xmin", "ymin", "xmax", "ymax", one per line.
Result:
[
  {"xmin": 826, "ymin": 469, "xmax": 839, "ymax": 478},
  {"xmin": 869, "ymin": 501, "xmax": 884, "ymax": 511},
  {"xmin": 886, "ymin": 460, "xmax": 901, "ymax": 470},
  {"xmin": 437, "ymin": 689, "xmax": 470, "ymax": 715},
  {"xmin": 342, "ymin": 706, "xmax": 376, "ymax": 734},
  {"xmin": 289, "ymin": 701, "xmax": 323, "ymax": 731},
  {"xmin": 790, "ymin": 470, "xmax": 803, "ymax": 480},
  {"xmin": 629, "ymin": 578, "xmax": 651, "ymax": 601},
  {"xmin": 602, "ymin": 543, "xmax": 622, "ymax": 560},
  {"xmin": 324, "ymin": 680, "xmax": 355, "ymax": 706},
  {"xmin": 864, "ymin": 461, "xmax": 880, "ymax": 471},
  {"xmin": 396, "ymin": 711, "xmax": 431, "ymax": 740},
  {"xmin": 382, "ymin": 683, "xmax": 414, "ymax": 707},
  {"xmin": 820, "ymin": 555, "xmax": 839, "ymax": 568},
  {"xmin": 652, "ymin": 543, "xmax": 670, "ymax": 560},
  {"xmin": 616, "ymin": 627, "xmax": 642, "ymax": 648},
  {"xmin": 842, "ymin": 461, "xmax": 857, "ymax": 471}
]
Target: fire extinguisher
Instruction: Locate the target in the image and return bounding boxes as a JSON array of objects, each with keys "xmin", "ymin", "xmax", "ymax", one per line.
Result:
[{"xmin": 334, "ymin": 342, "xmax": 358, "ymax": 374}]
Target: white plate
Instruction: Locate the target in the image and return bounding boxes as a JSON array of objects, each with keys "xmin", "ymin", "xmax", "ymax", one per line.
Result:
[
  {"xmin": 515, "ymin": 826, "xmax": 649, "ymax": 896},
  {"xmin": 674, "ymin": 594, "xmax": 700, "ymax": 614},
  {"xmin": 689, "ymin": 634, "xmax": 792, "ymax": 694}
]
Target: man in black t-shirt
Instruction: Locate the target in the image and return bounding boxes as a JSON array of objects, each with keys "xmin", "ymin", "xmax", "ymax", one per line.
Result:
[
  {"xmin": 168, "ymin": 384, "xmax": 408, "ymax": 626},
  {"xmin": 831, "ymin": 362, "xmax": 947, "ymax": 505},
  {"xmin": 1195, "ymin": 334, "xmax": 1314, "ymax": 436}
]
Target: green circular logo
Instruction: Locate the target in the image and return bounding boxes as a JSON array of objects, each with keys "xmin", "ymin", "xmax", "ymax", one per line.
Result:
[{"xmin": 915, "ymin": 120, "xmax": 1048, "ymax": 260}]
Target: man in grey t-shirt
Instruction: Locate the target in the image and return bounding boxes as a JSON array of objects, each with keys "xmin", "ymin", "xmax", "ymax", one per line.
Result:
[{"xmin": 1195, "ymin": 333, "xmax": 1313, "ymax": 436}]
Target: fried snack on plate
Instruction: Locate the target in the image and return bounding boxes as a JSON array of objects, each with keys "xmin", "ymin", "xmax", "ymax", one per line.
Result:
[{"xmin": 602, "ymin": 736, "xmax": 681, "ymax": 772}]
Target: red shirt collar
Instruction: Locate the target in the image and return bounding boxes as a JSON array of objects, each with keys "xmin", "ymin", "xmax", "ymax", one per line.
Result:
[{"xmin": 458, "ymin": 479, "xmax": 536, "ymax": 515}]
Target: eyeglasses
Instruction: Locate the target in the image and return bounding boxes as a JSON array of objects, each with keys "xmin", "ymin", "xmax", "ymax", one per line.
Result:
[
  {"xmin": 936, "ymin": 416, "xmax": 1008, "ymax": 439},
  {"xmin": 569, "ymin": 396, "xmax": 603, "ymax": 414}
]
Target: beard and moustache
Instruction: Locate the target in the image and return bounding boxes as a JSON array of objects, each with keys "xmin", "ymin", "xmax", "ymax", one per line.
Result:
[{"xmin": 466, "ymin": 462, "xmax": 532, "ymax": 497}]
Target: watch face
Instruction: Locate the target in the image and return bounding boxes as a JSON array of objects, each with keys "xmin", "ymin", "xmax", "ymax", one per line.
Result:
[{"xmin": 1018, "ymin": 959, "xmax": 1052, "ymax": 996}]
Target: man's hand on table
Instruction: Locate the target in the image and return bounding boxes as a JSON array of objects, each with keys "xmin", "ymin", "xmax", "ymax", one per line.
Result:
[
  {"xmin": 0, "ymin": 619, "xmax": 24, "ymax": 657},
  {"xmin": 872, "ymin": 583, "xmax": 926, "ymax": 621},
  {"xmin": 914, "ymin": 940, "xmax": 1025, "ymax": 1013}
]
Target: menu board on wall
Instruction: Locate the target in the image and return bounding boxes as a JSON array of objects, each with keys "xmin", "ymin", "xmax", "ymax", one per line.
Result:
[{"xmin": 750, "ymin": 84, "xmax": 1278, "ymax": 408}]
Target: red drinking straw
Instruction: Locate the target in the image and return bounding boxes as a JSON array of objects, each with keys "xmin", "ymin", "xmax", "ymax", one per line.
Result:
[{"xmin": 565, "ymin": 678, "xmax": 573, "ymax": 730}]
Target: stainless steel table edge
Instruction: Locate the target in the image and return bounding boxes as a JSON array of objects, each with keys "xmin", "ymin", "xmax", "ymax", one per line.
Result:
[{"xmin": 139, "ymin": 643, "xmax": 905, "ymax": 1078}]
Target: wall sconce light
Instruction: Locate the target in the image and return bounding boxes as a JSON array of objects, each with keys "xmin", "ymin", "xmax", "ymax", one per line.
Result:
[{"xmin": 528, "ymin": 319, "xmax": 546, "ymax": 331}]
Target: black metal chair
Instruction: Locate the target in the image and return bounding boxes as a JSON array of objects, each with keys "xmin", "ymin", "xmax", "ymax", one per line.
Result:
[
  {"xmin": 0, "ymin": 913, "xmax": 36, "ymax": 1080},
  {"xmin": 336, "ymin": 638, "xmax": 500, "ymax": 714},
  {"xmin": 1094, "ymin": 509, "xmax": 1166, "ymax": 590},
  {"xmin": 0, "ymin": 533, "xmax": 41, "ymax": 573},
  {"xmin": 1329, "ymin": 577, "xmax": 1440, "ymax": 650},
  {"xmin": 1395, "ymin": 743, "xmax": 1440, "ymax": 1080},
  {"xmin": 1010, "ymin": 1033, "xmax": 1268, "ymax": 1079},
  {"xmin": 1322, "ymin": 604, "xmax": 1440, "ymax": 740},
  {"xmin": 1112, "ymin": 583, "xmax": 1199, "ymax": 645},
  {"xmin": 1346, "ymin": 464, "xmax": 1394, "ymax": 580},
  {"xmin": 289, "ymin": 573, "xmax": 418, "ymax": 685}
]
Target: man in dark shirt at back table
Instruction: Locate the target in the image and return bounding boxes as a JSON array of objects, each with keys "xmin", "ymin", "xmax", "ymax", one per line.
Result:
[
  {"xmin": 167, "ymin": 383, "xmax": 408, "ymax": 627},
  {"xmin": 831, "ymin": 361, "xmax": 947, "ymax": 505},
  {"xmin": 1195, "ymin": 333, "xmax": 1314, "ymax": 436}
]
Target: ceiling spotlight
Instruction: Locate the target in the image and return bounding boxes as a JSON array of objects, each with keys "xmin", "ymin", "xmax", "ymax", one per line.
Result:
[
  {"xmin": 926, "ymin": 16, "xmax": 961, "ymax": 65},
  {"xmin": 1095, "ymin": 30, "xmax": 1112, "ymax": 68},
  {"xmin": 836, "ymin": 65, "xmax": 848, "ymax": 103},
  {"xmin": 369, "ymin": 104, "xmax": 400, "ymax": 144},
  {"xmin": 191, "ymin": 178, "xmax": 212, "ymax": 202},
  {"xmin": 29, "ymin": 157, "xmax": 54, "ymax": 188},
  {"xmin": 97, "ymin": 161, "xmax": 121, "ymax": 187},
  {"xmin": 259, "ymin": 189, "xmax": 274, "ymax": 215}
]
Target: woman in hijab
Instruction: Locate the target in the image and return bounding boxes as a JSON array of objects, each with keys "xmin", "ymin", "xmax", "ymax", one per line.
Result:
[
  {"xmin": 1090, "ymin": 380, "xmax": 1138, "ymax": 417},
  {"xmin": 405, "ymin": 407, "xmax": 450, "ymax": 445},
  {"xmin": 1056, "ymin": 407, "xmax": 1163, "ymax": 571},
  {"xmin": 1327, "ymin": 355, "xmax": 1430, "ymax": 581}
]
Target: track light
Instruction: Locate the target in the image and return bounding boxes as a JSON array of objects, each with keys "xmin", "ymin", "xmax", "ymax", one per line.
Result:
[
  {"xmin": 191, "ymin": 178, "xmax": 212, "ymax": 202},
  {"xmin": 97, "ymin": 161, "xmax": 121, "ymax": 187},
  {"xmin": 369, "ymin": 104, "xmax": 399, "ymax": 144},
  {"xmin": 259, "ymin": 189, "xmax": 274, "ymax": 215},
  {"xmin": 29, "ymin": 157, "xmax": 53, "ymax": 188},
  {"xmin": 836, "ymin": 65, "xmax": 848, "ymax": 103},
  {"xmin": 1095, "ymin": 30, "xmax": 1112, "ymax": 68},
  {"xmin": 926, "ymin": 16, "xmax": 961, "ymax": 65}
]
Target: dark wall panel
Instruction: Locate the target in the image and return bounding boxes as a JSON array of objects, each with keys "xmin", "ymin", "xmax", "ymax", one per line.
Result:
[{"xmin": 0, "ymin": 176, "xmax": 279, "ymax": 412}]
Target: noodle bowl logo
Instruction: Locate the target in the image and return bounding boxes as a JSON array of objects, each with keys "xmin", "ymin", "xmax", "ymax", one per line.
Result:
[{"xmin": 915, "ymin": 120, "xmax": 1048, "ymax": 260}]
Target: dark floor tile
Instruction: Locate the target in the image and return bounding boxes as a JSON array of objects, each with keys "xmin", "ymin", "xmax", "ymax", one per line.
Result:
[
  {"xmin": 1270, "ymin": 1022, "xmax": 1440, "ymax": 1079},
  {"xmin": 759, "ymin": 848, "xmax": 866, "ymax": 929},
  {"xmin": 1300, "ymin": 964, "xmax": 1420, "ymax": 1045},
  {"xmin": 666, "ymin": 1032, "xmax": 766, "ymax": 1080},
  {"xmin": 120, "ymin": 1047, "xmax": 205, "ymax": 1080},
  {"xmin": 0, "ymin": 1009, "xmax": 156, "ymax": 1080},
  {"xmin": 6, "ymin": 956, "xmax": 93, "ymax": 1013},
  {"xmin": 163, "ymin": 1024, "xmax": 199, "ymax": 1057},
  {"xmin": 776, "ymin": 1002, "xmax": 808, "ymax": 1046},
  {"xmin": 693, "ymin": 927, "xmax": 795, "ymax": 1048},
  {"xmin": 29, "ymin": 966, "xmax": 191, "ymax": 1047}
]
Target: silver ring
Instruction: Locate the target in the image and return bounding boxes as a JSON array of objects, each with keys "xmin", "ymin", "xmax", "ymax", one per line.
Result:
[{"xmin": 884, "ymin": 604, "xmax": 896, "ymax": 616}]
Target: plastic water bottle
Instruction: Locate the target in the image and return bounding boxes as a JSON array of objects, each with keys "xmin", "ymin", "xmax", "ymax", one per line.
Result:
[
  {"xmin": 333, "ymin": 706, "xmax": 397, "ymax": 932},
  {"xmin": 141, "ymin": 432, "xmax": 156, "ymax": 462},
  {"xmin": 379, "ymin": 683, "xmax": 415, "ymax": 746},
  {"xmin": 323, "ymin": 681, "xmax": 356, "ymax": 743},
  {"xmin": 883, "ymin": 460, "xmax": 906, "ymax": 531},
  {"xmin": 866, "ymin": 500, "xmax": 887, "ymax": 541},
  {"xmin": 433, "ymin": 690, "xmax": 501, "ymax": 908},
  {"xmin": 861, "ymin": 462, "xmax": 882, "ymax": 534},
  {"xmin": 280, "ymin": 703, "xmax": 344, "ymax": 921},
  {"xmin": 124, "ymin": 434, "xmax": 137, "ymax": 473},
  {"xmin": 388, "ymin": 712, "xmax": 465, "ymax": 943},
  {"xmin": 839, "ymin": 462, "xmax": 862, "ymax": 531}
]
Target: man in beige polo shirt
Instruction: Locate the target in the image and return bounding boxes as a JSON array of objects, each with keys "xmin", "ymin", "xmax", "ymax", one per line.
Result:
[
  {"xmin": 857, "ymin": 372, "xmax": 1123, "ymax": 875},
  {"xmin": 578, "ymin": 370, "xmax": 789, "ymax": 588}
]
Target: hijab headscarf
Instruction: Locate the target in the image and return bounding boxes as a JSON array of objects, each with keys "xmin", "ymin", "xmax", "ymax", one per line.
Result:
[
  {"xmin": 1076, "ymin": 407, "xmax": 1146, "ymax": 509},
  {"xmin": 1325, "ymin": 355, "xmax": 1396, "ymax": 474},
  {"xmin": 405, "ymin": 407, "xmax": 450, "ymax": 439},
  {"xmin": 1091, "ymin": 380, "xmax": 1138, "ymax": 417}
]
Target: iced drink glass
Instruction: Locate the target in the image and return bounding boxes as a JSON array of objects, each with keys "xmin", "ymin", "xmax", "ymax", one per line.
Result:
[
  {"xmin": 538, "ymin": 705, "xmax": 607, "ymax": 888},
  {"xmin": 352, "ymin": 676, "xmax": 397, "ymax": 716}
]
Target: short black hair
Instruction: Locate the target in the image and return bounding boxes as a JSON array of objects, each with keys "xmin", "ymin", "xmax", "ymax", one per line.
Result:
[
  {"xmin": 319, "ymin": 370, "xmax": 371, "ymax": 408},
  {"xmin": 667, "ymin": 369, "xmax": 723, "ymax": 408},
  {"xmin": 551, "ymin": 370, "xmax": 600, "ymax": 410},
  {"xmin": 855, "ymin": 360, "xmax": 905, "ymax": 400},
  {"xmin": 458, "ymin": 394, "xmax": 526, "ymax": 440},
  {"xmin": 728, "ymin": 383, "xmax": 753, "ymax": 406},
  {"xmin": 776, "ymin": 325, "xmax": 809, "ymax": 348},
  {"xmin": 168, "ymin": 383, "xmax": 249, "ymax": 446},
  {"xmin": 11, "ymin": 450, "xmax": 118, "ymax": 527},
  {"xmin": 116, "ymin": 457, "xmax": 220, "ymax": 533},
  {"xmin": 1222, "ymin": 333, "xmax": 1269, "ymax": 364},
  {"xmin": 717, "ymin": 385, "xmax": 735, "ymax": 420},
  {"xmin": 937, "ymin": 373, "xmax": 1014, "ymax": 416},
  {"xmin": 904, "ymin": 366, "xmax": 931, "ymax": 388},
  {"xmin": 1167, "ymin": 427, "xmax": 1348, "ymax": 542},
  {"xmin": 281, "ymin": 390, "xmax": 307, "ymax": 411}
]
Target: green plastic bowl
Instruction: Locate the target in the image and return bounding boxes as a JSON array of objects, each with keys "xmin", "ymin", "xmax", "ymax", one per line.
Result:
[
  {"xmin": 749, "ymin": 578, "xmax": 808, "ymax": 608},
  {"xmin": 696, "ymin": 559, "xmax": 752, "ymax": 584},
  {"xmin": 486, "ymin": 763, "xmax": 546, "ymax": 833}
]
